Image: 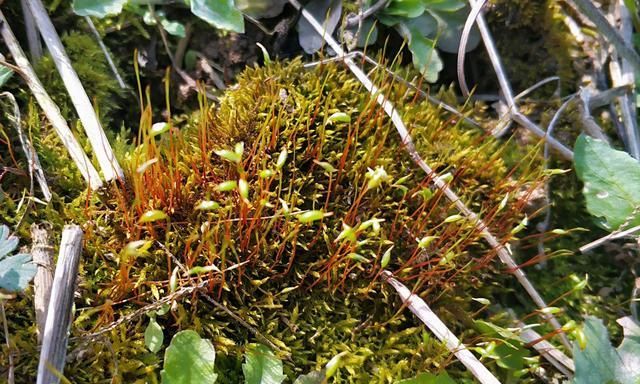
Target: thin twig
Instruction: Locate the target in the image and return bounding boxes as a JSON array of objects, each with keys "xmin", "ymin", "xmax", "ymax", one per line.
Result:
[
  {"xmin": 0, "ymin": 92, "xmax": 52, "ymax": 201},
  {"xmin": 27, "ymin": 0, "xmax": 124, "ymax": 182},
  {"xmin": 84, "ymin": 16, "xmax": 128, "ymax": 90},
  {"xmin": 199, "ymin": 293, "xmax": 287, "ymax": 357},
  {"xmin": 382, "ymin": 271, "xmax": 501, "ymax": 384},
  {"xmin": 291, "ymin": 0, "xmax": 571, "ymax": 351},
  {"xmin": 0, "ymin": 11, "xmax": 103, "ymax": 189},
  {"xmin": 345, "ymin": 0, "xmax": 389, "ymax": 28},
  {"xmin": 31, "ymin": 223, "xmax": 54, "ymax": 344},
  {"xmin": 466, "ymin": 0, "xmax": 574, "ymax": 161},
  {"xmin": 537, "ymin": 95, "xmax": 577, "ymax": 266},
  {"xmin": 572, "ymin": 0, "xmax": 640, "ymax": 74},
  {"xmin": 580, "ymin": 224, "xmax": 640, "ymax": 253},
  {"xmin": 458, "ymin": 0, "xmax": 487, "ymax": 97},
  {"xmin": 1, "ymin": 300, "xmax": 15, "ymax": 384}
]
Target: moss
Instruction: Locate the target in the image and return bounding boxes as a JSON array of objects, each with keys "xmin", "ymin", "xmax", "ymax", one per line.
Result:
[
  {"xmin": 3, "ymin": 59, "xmax": 548, "ymax": 382},
  {"xmin": 34, "ymin": 31, "xmax": 125, "ymax": 124}
]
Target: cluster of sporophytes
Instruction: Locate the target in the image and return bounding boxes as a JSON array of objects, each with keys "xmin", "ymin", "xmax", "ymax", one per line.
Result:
[{"xmin": 2, "ymin": 58, "xmax": 551, "ymax": 382}]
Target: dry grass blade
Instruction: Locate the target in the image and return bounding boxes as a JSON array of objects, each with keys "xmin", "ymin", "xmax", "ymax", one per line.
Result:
[
  {"xmin": 457, "ymin": 0, "xmax": 487, "ymax": 97},
  {"xmin": 382, "ymin": 271, "xmax": 502, "ymax": 384},
  {"xmin": 289, "ymin": 0, "xmax": 571, "ymax": 350},
  {"xmin": 37, "ymin": 225, "xmax": 83, "ymax": 384},
  {"xmin": 27, "ymin": 0, "xmax": 124, "ymax": 182}
]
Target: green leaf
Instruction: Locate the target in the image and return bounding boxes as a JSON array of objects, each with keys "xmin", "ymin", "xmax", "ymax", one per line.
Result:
[
  {"xmin": 0, "ymin": 253, "xmax": 37, "ymax": 292},
  {"xmin": 297, "ymin": 0, "xmax": 343, "ymax": 54},
  {"xmin": 429, "ymin": 7, "xmax": 480, "ymax": 53},
  {"xmin": 293, "ymin": 370, "xmax": 326, "ymax": 384},
  {"xmin": 396, "ymin": 372, "xmax": 456, "ymax": 384},
  {"xmin": 423, "ymin": 0, "xmax": 465, "ymax": 12},
  {"xmin": 0, "ymin": 225, "xmax": 35, "ymax": 292},
  {"xmin": 574, "ymin": 134, "xmax": 640, "ymax": 231},
  {"xmin": 0, "ymin": 225, "xmax": 18, "ymax": 260},
  {"xmin": 572, "ymin": 317, "xmax": 640, "ymax": 384},
  {"xmin": 0, "ymin": 65, "xmax": 14, "ymax": 88},
  {"xmin": 161, "ymin": 330, "xmax": 218, "ymax": 384},
  {"xmin": 385, "ymin": 0, "xmax": 425, "ymax": 18},
  {"xmin": 145, "ymin": 318, "xmax": 164, "ymax": 353},
  {"xmin": 397, "ymin": 23, "xmax": 443, "ymax": 82},
  {"xmin": 242, "ymin": 344, "xmax": 286, "ymax": 384},
  {"xmin": 190, "ymin": 0, "xmax": 245, "ymax": 33},
  {"xmin": 402, "ymin": 12, "xmax": 438, "ymax": 37},
  {"xmin": 72, "ymin": 0, "xmax": 127, "ymax": 17}
]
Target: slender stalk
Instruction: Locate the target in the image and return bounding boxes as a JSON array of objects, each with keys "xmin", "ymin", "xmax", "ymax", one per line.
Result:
[
  {"xmin": 466, "ymin": 0, "xmax": 574, "ymax": 160},
  {"xmin": 1, "ymin": 300, "xmax": 14, "ymax": 384},
  {"xmin": 383, "ymin": 271, "xmax": 502, "ymax": 384},
  {"xmin": 27, "ymin": 0, "xmax": 124, "ymax": 181},
  {"xmin": 0, "ymin": 11, "xmax": 103, "ymax": 189},
  {"xmin": 290, "ymin": 0, "xmax": 572, "ymax": 350},
  {"xmin": 84, "ymin": 16, "xmax": 127, "ymax": 90}
]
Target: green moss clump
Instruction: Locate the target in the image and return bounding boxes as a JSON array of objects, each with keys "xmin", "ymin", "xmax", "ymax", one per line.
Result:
[
  {"xmin": 4, "ymin": 59, "xmax": 547, "ymax": 383},
  {"xmin": 35, "ymin": 31, "xmax": 124, "ymax": 122}
]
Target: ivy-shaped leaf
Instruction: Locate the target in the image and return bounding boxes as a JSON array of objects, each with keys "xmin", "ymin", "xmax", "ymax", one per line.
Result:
[
  {"xmin": 574, "ymin": 134, "xmax": 640, "ymax": 231},
  {"xmin": 242, "ymin": 344, "xmax": 286, "ymax": 384},
  {"xmin": 161, "ymin": 330, "xmax": 217, "ymax": 384},
  {"xmin": 190, "ymin": 0, "xmax": 245, "ymax": 33},
  {"xmin": 0, "ymin": 225, "xmax": 36, "ymax": 292},
  {"xmin": 72, "ymin": 0, "xmax": 128, "ymax": 17}
]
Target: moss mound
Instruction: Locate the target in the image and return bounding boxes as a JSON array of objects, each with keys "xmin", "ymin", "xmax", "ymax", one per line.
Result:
[{"xmin": 3, "ymin": 59, "xmax": 546, "ymax": 382}]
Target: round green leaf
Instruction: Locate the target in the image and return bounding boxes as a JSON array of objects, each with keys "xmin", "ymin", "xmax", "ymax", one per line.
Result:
[
  {"xmin": 161, "ymin": 330, "xmax": 217, "ymax": 384},
  {"xmin": 190, "ymin": 0, "xmax": 245, "ymax": 33},
  {"xmin": 574, "ymin": 134, "xmax": 640, "ymax": 231}
]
